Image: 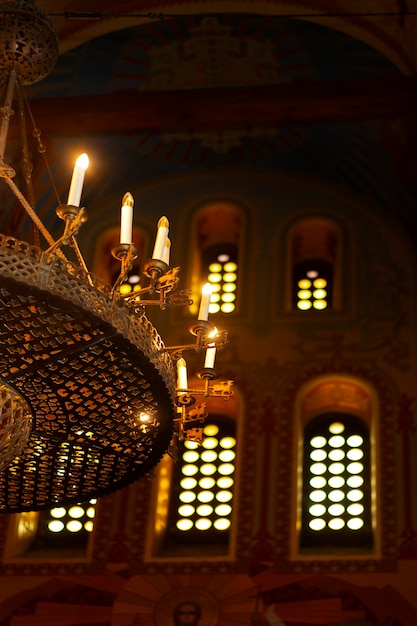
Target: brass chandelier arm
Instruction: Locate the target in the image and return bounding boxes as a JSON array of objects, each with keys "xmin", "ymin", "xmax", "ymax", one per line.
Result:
[{"xmin": 2, "ymin": 175, "xmax": 65, "ymax": 258}]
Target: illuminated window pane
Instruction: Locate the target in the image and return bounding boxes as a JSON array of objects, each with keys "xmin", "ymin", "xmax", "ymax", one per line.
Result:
[
  {"xmin": 301, "ymin": 412, "xmax": 372, "ymax": 551},
  {"xmin": 293, "ymin": 258, "xmax": 333, "ymax": 312},
  {"xmin": 203, "ymin": 245, "xmax": 238, "ymax": 315},
  {"xmin": 168, "ymin": 417, "xmax": 236, "ymax": 548}
]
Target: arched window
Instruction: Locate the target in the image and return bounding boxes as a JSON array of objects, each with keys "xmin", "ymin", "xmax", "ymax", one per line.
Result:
[
  {"xmin": 288, "ymin": 217, "xmax": 342, "ymax": 312},
  {"xmin": 300, "ymin": 412, "xmax": 372, "ymax": 550},
  {"xmin": 293, "ymin": 375, "xmax": 379, "ymax": 558},
  {"xmin": 190, "ymin": 202, "xmax": 243, "ymax": 317},
  {"xmin": 5, "ymin": 499, "xmax": 96, "ymax": 559},
  {"xmin": 146, "ymin": 384, "xmax": 242, "ymax": 561},
  {"xmin": 164, "ymin": 416, "xmax": 236, "ymax": 552}
]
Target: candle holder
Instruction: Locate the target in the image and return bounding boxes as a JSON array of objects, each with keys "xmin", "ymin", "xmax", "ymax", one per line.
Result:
[{"xmin": 111, "ymin": 242, "xmax": 138, "ymax": 295}]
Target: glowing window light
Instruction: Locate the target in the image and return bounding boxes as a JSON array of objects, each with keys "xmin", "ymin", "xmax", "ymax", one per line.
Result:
[
  {"xmin": 347, "ymin": 475, "xmax": 363, "ymax": 488},
  {"xmin": 199, "ymin": 477, "xmax": 215, "ymax": 489},
  {"xmin": 197, "ymin": 491, "xmax": 215, "ymax": 503},
  {"xmin": 217, "ymin": 476, "xmax": 234, "ymax": 488},
  {"xmin": 67, "ymin": 520, "xmax": 83, "ymax": 533},
  {"xmin": 329, "ymin": 462, "xmax": 345, "ymax": 475},
  {"xmin": 214, "ymin": 518, "xmax": 231, "ymax": 530},
  {"xmin": 347, "ymin": 435, "xmax": 363, "ymax": 447},
  {"xmin": 182, "ymin": 464, "xmax": 198, "ymax": 476},
  {"xmin": 224, "ymin": 262, "xmax": 237, "ymax": 272},
  {"xmin": 209, "ymin": 303, "xmax": 220, "ymax": 314},
  {"xmin": 220, "ymin": 436, "xmax": 236, "ymax": 449},
  {"xmin": 48, "ymin": 520, "xmax": 64, "ymax": 533},
  {"xmin": 200, "ymin": 463, "xmax": 217, "ymax": 475},
  {"xmin": 221, "ymin": 293, "xmax": 236, "ymax": 303},
  {"xmin": 200, "ymin": 450, "xmax": 217, "ymax": 462},
  {"xmin": 347, "ymin": 503, "xmax": 364, "ymax": 515},
  {"xmin": 328, "ymin": 504, "xmax": 345, "ymax": 516},
  {"xmin": 204, "ymin": 424, "xmax": 219, "ymax": 436},
  {"xmin": 347, "ymin": 518, "xmax": 364, "ymax": 530},
  {"xmin": 298, "ymin": 289, "xmax": 312, "ymax": 300},
  {"xmin": 218, "ymin": 449, "xmax": 235, "ymax": 462},
  {"xmin": 309, "ymin": 518, "xmax": 326, "ymax": 531},
  {"xmin": 216, "ymin": 490, "xmax": 233, "ymax": 502},
  {"xmin": 68, "ymin": 506, "xmax": 85, "ymax": 519},
  {"xmin": 347, "ymin": 462, "xmax": 364, "ymax": 474},
  {"xmin": 223, "ymin": 283, "xmax": 236, "ymax": 292},
  {"xmin": 178, "ymin": 504, "xmax": 195, "ymax": 517},
  {"xmin": 84, "ymin": 520, "xmax": 94, "ymax": 532},
  {"xmin": 347, "ymin": 489, "xmax": 363, "ymax": 502},
  {"xmin": 223, "ymin": 272, "xmax": 237, "ymax": 283},
  {"xmin": 177, "ymin": 519, "xmax": 194, "ymax": 531},
  {"xmin": 307, "ymin": 270, "xmax": 319, "ymax": 278},
  {"xmin": 329, "ymin": 435, "xmax": 345, "ymax": 448},
  {"xmin": 195, "ymin": 518, "xmax": 212, "ymax": 530},
  {"xmin": 313, "ymin": 300, "xmax": 327, "ymax": 309},
  {"xmin": 119, "ymin": 283, "xmax": 131, "ymax": 295},
  {"xmin": 209, "ymin": 262, "xmax": 222, "ymax": 273},
  {"xmin": 313, "ymin": 278, "xmax": 327, "ymax": 288},
  {"xmin": 328, "ymin": 490, "xmax": 345, "ymax": 502},
  {"xmin": 328, "ymin": 449, "xmax": 344, "ymax": 461},
  {"xmin": 310, "ymin": 462, "xmax": 326, "ymax": 475},
  {"xmin": 329, "ymin": 422, "xmax": 345, "ymax": 434},
  {"xmin": 297, "ymin": 300, "xmax": 312, "ymax": 310},
  {"xmin": 298, "ymin": 279, "xmax": 311, "ymax": 289},
  {"xmin": 328, "ymin": 476, "xmax": 345, "ymax": 488},
  {"xmin": 221, "ymin": 303, "xmax": 235, "ymax": 313},
  {"xmin": 202, "ymin": 437, "xmax": 218, "ymax": 449},
  {"xmin": 208, "ymin": 272, "xmax": 222, "ymax": 283},
  {"xmin": 179, "ymin": 491, "xmax": 196, "ymax": 503},
  {"xmin": 347, "ymin": 448, "xmax": 363, "ymax": 461},
  {"xmin": 218, "ymin": 463, "xmax": 234, "ymax": 475},
  {"xmin": 310, "ymin": 476, "xmax": 326, "ymax": 488},
  {"xmin": 310, "ymin": 449, "xmax": 327, "ymax": 462},
  {"xmin": 210, "ymin": 293, "xmax": 221, "ymax": 303},
  {"xmin": 309, "ymin": 490, "xmax": 326, "ymax": 502},
  {"xmin": 328, "ymin": 518, "xmax": 345, "ymax": 530},
  {"xmin": 50, "ymin": 507, "xmax": 66, "ymax": 518},
  {"xmin": 217, "ymin": 253, "xmax": 230, "ymax": 262},
  {"xmin": 86, "ymin": 506, "xmax": 95, "ymax": 519},
  {"xmin": 311, "ymin": 436, "xmax": 326, "ymax": 448},
  {"xmin": 197, "ymin": 505, "xmax": 213, "ymax": 516},
  {"xmin": 215, "ymin": 504, "xmax": 232, "ymax": 516},
  {"xmin": 181, "ymin": 477, "xmax": 197, "ymax": 489},
  {"xmin": 313, "ymin": 289, "xmax": 327, "ymax": 299},
  {"xmin": 183, "ymin": 450, "xmax": 200, "ymax": 463},
  {"xmin": 309, "ymin": 504, "xmax": 326, "ymax": 516},
  {"xmin": 185, "ymin": 440, "xmax": 199, "ymax": 449}
]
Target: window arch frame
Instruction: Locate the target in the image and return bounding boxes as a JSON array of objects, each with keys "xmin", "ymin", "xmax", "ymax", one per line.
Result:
[
  {"xmin": 290, "ymin": 373, "xmax": 381, "ymax": 561},
  {"xmin": 186, "ymin": 200, "xmax": 246, "ymax": 319},
  {"xmin": 283, "ymin": 214, "xmax": 347, "ymax": 315},
  {"xmin": 145, "ymin": 384, "xmax": 242, "ymax": 562}
]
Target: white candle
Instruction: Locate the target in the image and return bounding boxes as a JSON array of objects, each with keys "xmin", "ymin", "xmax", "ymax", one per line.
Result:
[
  {"xmin": 152, "ymin": 216, "xmax": 169, "ymax": 260},
  {"xmin": 204, "ymin": 344, "xmax": 217, "ymax": 369},
  {"xmin": 162, "ymin": 237, "xmax": 171, "ymax": 265},
  {"xmin": 198, "ymin": 283, "xmax": 212, "ymax": 321},
  {"xmin": 120, "ymin": 192, "xmax": 134, "ymax": 244},
  {"xmin": 67, "ymin": 153, "xmax": 89, "ymax": 206},
  {"xmin": 177, "ymin": 357, "xmax": 188, "ymax": 391}
]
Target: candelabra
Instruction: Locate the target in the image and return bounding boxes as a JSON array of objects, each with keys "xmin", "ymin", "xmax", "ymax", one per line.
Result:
[{"xmin": 0, "ymin": 0, "xmax": 233, "ymax": 513}]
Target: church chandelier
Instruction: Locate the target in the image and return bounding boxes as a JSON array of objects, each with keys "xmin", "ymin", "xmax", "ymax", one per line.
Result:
[{"xmin": 0, "ymin": 0, "xmax": 233, "ymax": 514}]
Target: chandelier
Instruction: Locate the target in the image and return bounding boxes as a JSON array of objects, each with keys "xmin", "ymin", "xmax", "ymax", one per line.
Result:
[{"xmin": 0, "ymin": 1, "xmax": 232, "ymax": 513}]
